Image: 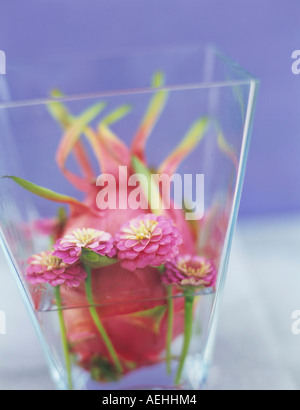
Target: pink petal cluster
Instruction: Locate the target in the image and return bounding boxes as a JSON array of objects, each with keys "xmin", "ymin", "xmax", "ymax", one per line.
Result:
[
  {"xmin": 162, "ymin": 255, "xmax": 217, "ymax": 288},
  {"xmin": 26, "ymin": 251, "xmax": 87, "ymax": 287},
  {"xmin": 115, "ymin": 213, "xmax": 182, "ymax": 272},
  {"xmin": 53, "ymin": 228, "xmax": 116, "ymax": 264}
]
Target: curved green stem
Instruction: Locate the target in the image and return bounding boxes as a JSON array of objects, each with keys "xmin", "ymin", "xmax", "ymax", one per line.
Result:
[
  {"xmin": 54, "ymin": 286, "xmax": 73, "ymax": 390},
  {"xmin": 175, "ymin": 294, "xmax": 194, "ymax": 385},
  {"xmin": 84, "ymin": 265, "xmax": 123, "ymax": 374},
  {"xmin": 166, "ymin": 285, "xmax": 174, "ymax": 374}
]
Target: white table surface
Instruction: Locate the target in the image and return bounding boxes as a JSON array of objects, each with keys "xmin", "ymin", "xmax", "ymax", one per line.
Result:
[{"xmin": 0, "ymin": 216, "xmax": 299, "ymax": 390}]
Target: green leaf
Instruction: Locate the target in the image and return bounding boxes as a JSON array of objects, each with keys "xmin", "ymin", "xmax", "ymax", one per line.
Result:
[
  {"xmin": 131, "ymin": 156, "xmax": 162, "ymax": 215},
  {"xmin": 151, "ymin": 71, "xmax": 164, "ymax": 88},
  {"xmin": 51, "ymin": 89, "xmax": 64, "ymax": 98},
  {"xmin": 131, "ymin": 71, "xmax": 168, "ymax": 162},
  {"xmin": 56, "ymin": 101, "xmax": 106, "ymax": 169},
  {"xmin": 216, "ymin": 126, "xmax": 238, "ymax": 171},
  {"xmin": 99, "ymin": 105, "xmax": 132, "ymax": 128},
  {"xmin": 47, "ymin": 91, "xmax": 97, "ymax": 182},
  {"xmin": 156, "ymin": 264, "xmax": 165, "ymax": 273},
  {"xmin": 47, "ymin": 89, "xmax": 72, "ymax": 129},
  {"xmin": 129, "ymin": 305, "xmax": 167, "ymax": 334},
  {"xmin": 81, "ymin": 248, "xmax": 117, "ymax": 269},
  {"xmin": 57, "ymin": 206, "xmax": 67, "ymax": 226},
  {"xmin": 158, "ymin": 117, "xmax": 209, "ymax": 175},
  {"xmin": 90, "ymin": 356, "xmax": 122, "ymax": 382},
  {"xmin": 3, "ymin": 176, "xmax": 85, "ymax": 207}
]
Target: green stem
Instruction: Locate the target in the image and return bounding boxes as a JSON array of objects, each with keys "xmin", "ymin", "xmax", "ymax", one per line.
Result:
[
  {"xmin": 166, "ymin": 285, "xmax": 174, "ymax": 374},
  {"xmin": 54, "ymin": 286, "xmax": 73, "ymax": 390},
  {"xmin": 175, "ymin": 294, "xmax": 194, "ymax": 385},
  {"xmin": 84, "ymin": 265, "xmax": 123, "ymax": 374}
]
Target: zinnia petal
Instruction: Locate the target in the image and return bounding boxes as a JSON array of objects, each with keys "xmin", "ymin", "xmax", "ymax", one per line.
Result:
[
  {"xmin": 163, "ymin": 255, "xmax": 217, "ymax": 289},
  {"xmin": 54, "ymin": 228, "xmax": 116, "ymax": 264},
  {"xmin": 26, "ymin": 251, "xmax": 87, "ymax": 288},
  {"xmin": 115, "ymin": 213, "xmax": 182, "ymax": 272}
]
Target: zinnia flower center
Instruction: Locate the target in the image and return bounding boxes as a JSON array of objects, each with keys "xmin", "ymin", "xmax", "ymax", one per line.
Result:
[
  {"xmin": 68, "ymin": 228, "xmax": 102, "ymax": 247},
  {"xmin": 31, "ymin": 252, "xmax": 62, "ymax": 271},
  {"xmin": 177, "ymin": 259, "xmax": 212, "ymax": 278},
  {"xmin": 128, "ymin": 220, "xmax": 158, "ymax": 241}
]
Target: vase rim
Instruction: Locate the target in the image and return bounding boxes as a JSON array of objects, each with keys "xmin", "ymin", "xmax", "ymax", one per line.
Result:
[{"xmin": 0, "ymin": 44, "xmax": 259, "ymax": 110}]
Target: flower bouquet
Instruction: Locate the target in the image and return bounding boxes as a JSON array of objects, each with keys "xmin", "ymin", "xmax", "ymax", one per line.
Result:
[{"xmin": 0, "ymin": 49, "xmax": 258, "ymax": 390}]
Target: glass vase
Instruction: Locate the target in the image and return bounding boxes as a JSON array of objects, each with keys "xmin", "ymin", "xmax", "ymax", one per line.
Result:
[{"xmin": 0, "ymin": 46, "xmax": 258, "ymax": 390}]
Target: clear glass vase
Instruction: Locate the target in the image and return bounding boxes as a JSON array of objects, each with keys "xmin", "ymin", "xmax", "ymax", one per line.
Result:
[{"xmin": 0, "ymin": 46, "xmax": 258, "ymax": 390}]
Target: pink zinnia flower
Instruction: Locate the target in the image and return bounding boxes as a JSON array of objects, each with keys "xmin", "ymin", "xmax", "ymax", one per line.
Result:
[
  {"xmin": 26, "ymin": 251, "xmax": 87, "ymax": 287},
  {"xmin": 53, "ymin": 228, "xmax": 116, "ymax": 264},
  {"xmin": 162, "ymin": 255, "xmax": 217, "ymax": 288},
  {"xmin": 115, "ymin": 213, "xmax": 182, "ymax": 272}
]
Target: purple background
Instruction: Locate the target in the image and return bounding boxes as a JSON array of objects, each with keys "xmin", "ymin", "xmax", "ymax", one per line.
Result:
[{"xmin": 0, "ymin": 0, "xmax": 299, "ymax": 217}]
